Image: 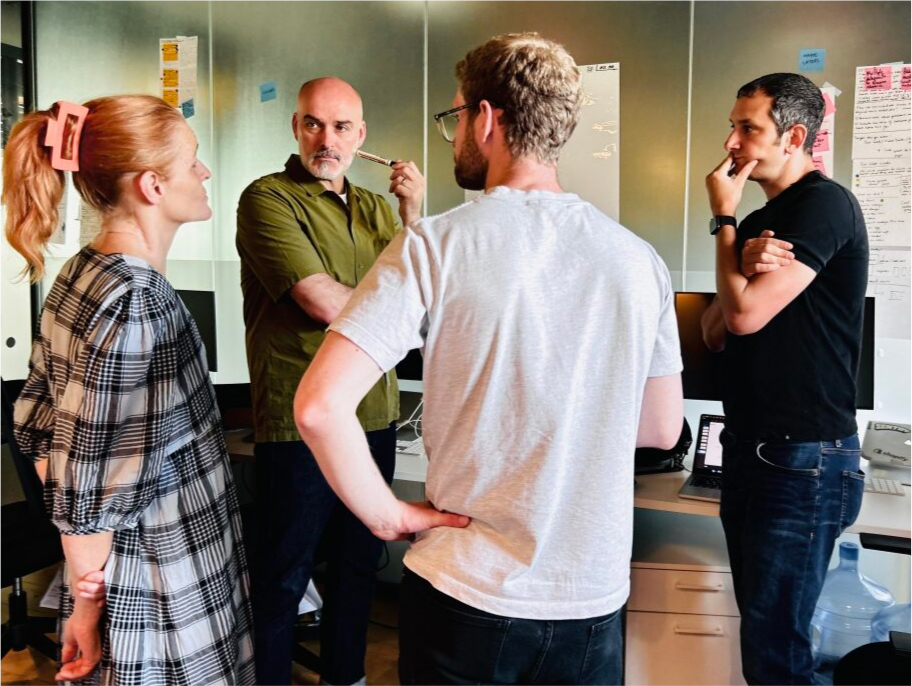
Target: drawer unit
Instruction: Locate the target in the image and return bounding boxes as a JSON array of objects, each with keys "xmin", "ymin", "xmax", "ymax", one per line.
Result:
[
  {"xmin": 625, "ymin": 612, "xmax": 745, "ymax": 685},
  {"xmin": 628, "ymin": 568, "xmax": 739, "ymax": 617}
]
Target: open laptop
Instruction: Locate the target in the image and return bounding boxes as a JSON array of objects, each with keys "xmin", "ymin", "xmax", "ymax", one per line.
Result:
[{"xmin": 678, "ymin": 414, "xmax": 726, "ymax": 502}]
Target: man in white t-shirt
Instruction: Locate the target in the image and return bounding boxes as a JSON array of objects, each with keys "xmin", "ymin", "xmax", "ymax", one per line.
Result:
[{"xmin": 294, "ymin": 33, "xmax": 684, "ymax": 685}]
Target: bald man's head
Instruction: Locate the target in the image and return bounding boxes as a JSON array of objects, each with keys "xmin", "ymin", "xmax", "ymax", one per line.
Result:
[{"xmin": 292, "ymin": 77, "xmax": 366, "ymax": 186}]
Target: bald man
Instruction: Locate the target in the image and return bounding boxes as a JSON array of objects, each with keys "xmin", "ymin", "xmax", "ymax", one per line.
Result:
[{"xmin": 236, "ymin": 77, "xmax": 425, "ymax": 685}]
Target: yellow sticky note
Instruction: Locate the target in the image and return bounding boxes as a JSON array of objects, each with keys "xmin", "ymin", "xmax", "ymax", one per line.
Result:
[
  {"xmin": 162, "ymin": 89, "xmax": 179, "ymax": 107},
  {"xmin": 162, "ymin": 69, "xmax": 179, "ymax": 88},
  {"xmin": 162, "ymin": 42, "xmax": 179, "ymax": 61}
]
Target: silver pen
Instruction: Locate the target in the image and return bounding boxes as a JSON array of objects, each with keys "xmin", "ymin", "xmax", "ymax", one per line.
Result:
[{"xmin": 355, "ymin": 149, "xmax": 395, "ymax": 167}]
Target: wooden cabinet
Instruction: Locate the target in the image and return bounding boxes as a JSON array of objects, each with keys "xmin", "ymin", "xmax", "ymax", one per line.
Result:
[{"xmin": 626, "ymin": 509, "xmax": 745, "ymax": 685}]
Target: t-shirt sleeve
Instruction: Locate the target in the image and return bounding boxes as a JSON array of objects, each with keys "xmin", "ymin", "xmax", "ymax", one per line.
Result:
[
  {"xmin": 648, "ymin": 252, "xmax": 684, "ymax": 378},
  {"xmin": 329, "ymin": 227, "xmax": 430, "ymax": 372},
  {"xmin": 764, "ymin": 188, "xmax": 855, "ymax": 274},
  {"xmin": 236, "ymin": 183, "xmax": 327, "ymax": 302}
]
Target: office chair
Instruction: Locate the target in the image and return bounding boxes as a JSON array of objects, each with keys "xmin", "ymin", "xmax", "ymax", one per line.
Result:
[{"xmin": 1, "ymin": 378, "xmax": 63, "ymax": 659}]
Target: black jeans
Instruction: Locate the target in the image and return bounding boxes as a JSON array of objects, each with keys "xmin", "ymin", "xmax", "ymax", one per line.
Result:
[
  {"xmin": 251, "ymin": 425, "xmax": 396, "ymax": 686},
  {"xmin": 399, "ymin": 569, "xmax": 624, "ymax": 685}
]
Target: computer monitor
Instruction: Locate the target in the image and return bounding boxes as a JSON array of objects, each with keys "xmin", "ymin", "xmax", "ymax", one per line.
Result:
[
  {"xmin": 674, "ymin": 292, "xmax": 874, "ymax": 409},
  {"xmin": 176, "ymin": 290, "xmax": 218, "ymax": 372},
  {"xmin": 396, "ymin": 348, "xmax": 423, "ymax": 393}
]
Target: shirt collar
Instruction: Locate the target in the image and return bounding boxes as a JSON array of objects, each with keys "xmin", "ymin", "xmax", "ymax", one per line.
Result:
[{"xmin": 284, "ymin": 154, "xmax": 351, "ymax": 198}]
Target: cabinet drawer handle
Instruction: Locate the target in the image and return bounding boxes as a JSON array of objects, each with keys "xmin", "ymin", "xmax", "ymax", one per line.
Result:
[
  {"xmin": 674, "ymin": 581, "xmax": 724, "ymax": 592},
  {"xmin": 674, "ymin": 624, "xmax": 724, "ymax": 636}
]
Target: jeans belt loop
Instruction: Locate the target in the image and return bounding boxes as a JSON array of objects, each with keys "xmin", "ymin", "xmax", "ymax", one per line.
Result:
[{"xmin": 835, "ymin": 438, "xmax": 842, "ymax": 448}]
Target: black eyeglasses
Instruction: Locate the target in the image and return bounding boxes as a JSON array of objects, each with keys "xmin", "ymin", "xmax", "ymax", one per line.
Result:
[{"xmin": 433, "ymin": 103, "xmax": 479, "ymax": 143}]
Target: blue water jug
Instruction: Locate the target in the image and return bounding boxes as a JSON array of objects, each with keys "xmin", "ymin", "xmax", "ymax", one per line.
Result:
[
  {"xmin": 810, "ymin": 542, "xmax": 895, "ymax": 683},
  {"xmin": 871, "ymin": 602, "xmax": 911, "ymax": 642}
]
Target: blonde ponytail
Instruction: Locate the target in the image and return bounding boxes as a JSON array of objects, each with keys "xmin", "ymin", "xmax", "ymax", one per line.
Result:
[{"xmin": 2, "ymin": 109, "xmax": 66, "ymax": 282}]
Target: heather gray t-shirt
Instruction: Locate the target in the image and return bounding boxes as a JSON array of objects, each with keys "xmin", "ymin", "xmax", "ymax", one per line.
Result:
[{"xmin": 331, "ymin": 186, "xmax": 682, "ymax": 620}]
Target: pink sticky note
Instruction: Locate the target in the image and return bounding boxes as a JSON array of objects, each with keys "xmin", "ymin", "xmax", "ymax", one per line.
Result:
[
  {"xmin": 822, "ymin": 92, "xmax": 837, "ymax": 118},
  {"xmin": 812, "ymin": 156, "xmax": 828, "ymax": 176},
  {"xmin": 901, "ymin": 66, "xmax": 911, "ymax": 91},
  {"xmin": 864, "ymin": 66, "xmax": 892, "ymax": 90},
  {"xmin": 813, "ymin": 129, "xmax": 830, "ymax": 153}
]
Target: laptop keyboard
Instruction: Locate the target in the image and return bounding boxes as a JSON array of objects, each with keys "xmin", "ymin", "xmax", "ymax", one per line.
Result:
[{"xmin": 691, "ymin": 475, "xmax": 722, "ymax": 490}]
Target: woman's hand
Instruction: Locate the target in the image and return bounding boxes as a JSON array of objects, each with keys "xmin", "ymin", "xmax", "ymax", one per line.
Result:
[{"xmin": 55, "ymin": 601, "xmax": 103, "ymax": 682}]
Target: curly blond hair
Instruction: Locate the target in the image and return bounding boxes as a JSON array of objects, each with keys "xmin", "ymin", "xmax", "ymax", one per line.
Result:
[{"xmin": 455, "ymin": 33, "xmax": 582, "ymax": 165}]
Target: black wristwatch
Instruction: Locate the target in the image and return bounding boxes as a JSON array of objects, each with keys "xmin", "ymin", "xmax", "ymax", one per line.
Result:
[{"xmin": 709, "ymin": 215, "xmax": 737, "ymax": 235}]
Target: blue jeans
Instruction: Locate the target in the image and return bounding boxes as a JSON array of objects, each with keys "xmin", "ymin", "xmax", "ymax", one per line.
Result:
[
  {"xmin": 719, "ymin": 431, "xmax": 865, "ymax": 685},
  {"xmin": 398, "ymin": 569, "xmax": 624, "ymax": 685},
  {"xmin": 251, "ymin": 425, "xmax": 396, "ymax": 686}
]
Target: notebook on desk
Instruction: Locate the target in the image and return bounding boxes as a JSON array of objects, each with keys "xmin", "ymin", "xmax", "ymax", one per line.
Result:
[{"xmin": 678, "ymin": 414, "xmax": 726, "ymax": 503}]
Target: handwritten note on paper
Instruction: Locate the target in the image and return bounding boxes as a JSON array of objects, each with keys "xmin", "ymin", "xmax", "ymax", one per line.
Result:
[
  {"xmin": 852, "ymin": 159, "xmax": 911, "ymax": 248},
  {"xmin": 814, "ymin": 85, "xmax": 838, "ymax": 177},
  {"xmin": 902, "ymin": 66, "xmax": 911, "ymax": 91},
  {"xmin": 556, "ymin": 63, "xmax": 620, "ymax": 221},
  {"xmin": 867, "ymin": 249, "xmax": 911, "ymax": 339},
  {"xmin": 800, "ymin": 49, "xmax": 826, "ymax": 72},
  {"xmin": 864, "ymin": 66, "xmax": 892, "ymax": 90},
  {"xmin": 259, "ymin": 81, "xmax": 277, "ymax": 103},
  {"xmin": 852, "ymin": 65, "xmax": 911, "ymax": 159},
  {"xmin": 813, "ymin": 129, "xmax": 831, "ymax": 153}
]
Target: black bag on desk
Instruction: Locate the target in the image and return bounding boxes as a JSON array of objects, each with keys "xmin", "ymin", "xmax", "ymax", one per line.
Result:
[{"xmin": 634, "ymin": 418, "xmax": 691, "ymax": 475}]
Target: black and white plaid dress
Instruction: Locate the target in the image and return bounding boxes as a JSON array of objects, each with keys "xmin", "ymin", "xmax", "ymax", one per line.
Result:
[{"xmin": 14, "ymin": 248, "xmax": 256, "ymax": 686}]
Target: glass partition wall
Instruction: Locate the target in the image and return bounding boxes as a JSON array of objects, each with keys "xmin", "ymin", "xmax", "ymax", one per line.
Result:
[{"xmin": 22, "ymin": 1, "xmax": 912, "ymax": 389}]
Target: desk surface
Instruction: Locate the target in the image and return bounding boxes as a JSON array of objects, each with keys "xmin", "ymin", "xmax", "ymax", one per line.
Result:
[{"xmin": 635, "ymin": 467, "xmax": 911, "ymax": 540}]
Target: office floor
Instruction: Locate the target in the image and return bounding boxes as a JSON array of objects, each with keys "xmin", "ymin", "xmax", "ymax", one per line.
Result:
[{"xmin": 1, "ymin": 564, "xmax": 403, "ymax": 686}]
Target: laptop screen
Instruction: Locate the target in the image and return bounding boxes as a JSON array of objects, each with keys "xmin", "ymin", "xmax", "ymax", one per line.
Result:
[{"xmin": 694, "ymin": 414, "xmax": 725, "ymax": 474}]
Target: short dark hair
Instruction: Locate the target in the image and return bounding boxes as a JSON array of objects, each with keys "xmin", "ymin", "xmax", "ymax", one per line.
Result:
[{"xmin": 737, "ymin": 73, "xmax": 824, "ymax": 155}]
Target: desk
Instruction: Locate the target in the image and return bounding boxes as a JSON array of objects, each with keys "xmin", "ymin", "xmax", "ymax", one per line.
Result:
[{"xmin": 634, "ymin": 465, "xmax": 912, "ymax": 539}]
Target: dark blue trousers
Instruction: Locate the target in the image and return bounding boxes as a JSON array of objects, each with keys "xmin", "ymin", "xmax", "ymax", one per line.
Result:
[
  {"xmin": 398, "ymin": 569, "xmax": 624, "ymax": 685},
  {"xmin": 252, "ymin": 425, "xmax": 396, "ymax": 686},
  {"xmin": 719, "ymin": 431, "xmax": 865, "ymax": 685}
]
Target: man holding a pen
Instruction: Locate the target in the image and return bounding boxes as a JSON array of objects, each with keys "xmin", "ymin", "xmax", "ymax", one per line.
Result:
[{"xmin": 236, "ymin": 76, "xmax": 425, "ymax": 686}]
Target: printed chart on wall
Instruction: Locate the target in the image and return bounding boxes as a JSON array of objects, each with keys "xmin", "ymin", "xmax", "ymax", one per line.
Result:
[
  {"xmin": 463, "ymin": 63, "xmax": 620, "ymax": 219},
  {"xmin": 852, "ymin": 64, "xmax": 911, "ymax": 340},
  {"xmin": 558, "ymin": 63, "xmax": 620, "ymax": 221},
  {"xmin": 160, "ymin": 36, "xmax": 198, "ymax": 119}
]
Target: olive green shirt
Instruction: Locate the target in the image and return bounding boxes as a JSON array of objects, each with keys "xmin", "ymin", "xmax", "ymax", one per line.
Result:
[{"xmin": 236, "ymin": 155, "xmax": 400, "ymax": 442}]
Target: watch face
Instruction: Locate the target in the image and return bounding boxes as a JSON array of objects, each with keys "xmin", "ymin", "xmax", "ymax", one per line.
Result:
[{"xmin": 709, "ymin": 218, "xmax": 716, "ymax": 231}]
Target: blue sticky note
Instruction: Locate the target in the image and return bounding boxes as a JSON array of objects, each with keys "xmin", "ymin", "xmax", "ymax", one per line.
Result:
[
  {"xmin": 181, "ymin": 99, "xmax": 195, "ymax": 119},
  {"xmin": 259, "ymin": 81, "xmax": 277, "ymax": 103},
  {"xmin": 799, "ymin": 49, "xmax": 826, "ymax": 72}
]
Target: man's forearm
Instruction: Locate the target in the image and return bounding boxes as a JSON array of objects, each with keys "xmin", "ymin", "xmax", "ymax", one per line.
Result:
[
  {"xmin": 715, "ymin": 225, "xmax": 751, "ymax": 324},
  {"xmin": 297, "ymin": 407, "xmax": 403, "ymax": 538},
  {"xmin": 290, "ymin": 274, "xmax": 354, "ymax": 324},
  {"xmin": 701, "ymin": 296, "xmax": 727, "ymax": 352}
]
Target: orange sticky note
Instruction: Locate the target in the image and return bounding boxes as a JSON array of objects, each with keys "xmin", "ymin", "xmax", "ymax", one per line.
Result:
[
  {"xmin": 161, "ymin": 42, "xmax": 179, "ymax": 62},
  {"xmin": 162, "ymin": 69, "xmax": 179, "ymax": 88},
  {"xmin": 162, "ymin": 89, "xmax": 179, "ymax": 107}
]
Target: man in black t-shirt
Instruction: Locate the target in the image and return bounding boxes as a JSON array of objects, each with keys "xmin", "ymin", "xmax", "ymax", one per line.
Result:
[{"xmin": 701, "ymin": 73, "xmax": 868, "ymax": 685}]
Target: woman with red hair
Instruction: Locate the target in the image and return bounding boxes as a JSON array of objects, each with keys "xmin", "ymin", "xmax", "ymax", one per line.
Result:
[{"xmin": 3, "ymin": 95, "xmax": 255, "ymax": 685}]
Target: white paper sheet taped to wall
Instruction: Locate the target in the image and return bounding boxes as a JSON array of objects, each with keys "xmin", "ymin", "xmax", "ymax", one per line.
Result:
[{"xmin": 853, "ymin": 64, "xmax": 911, "ymax": 341}]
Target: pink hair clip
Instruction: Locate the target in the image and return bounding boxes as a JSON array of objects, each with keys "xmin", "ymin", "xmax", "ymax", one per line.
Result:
[{"xmin": 43, "ymin": 101, "xmax": 89, "ymax": 172}]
